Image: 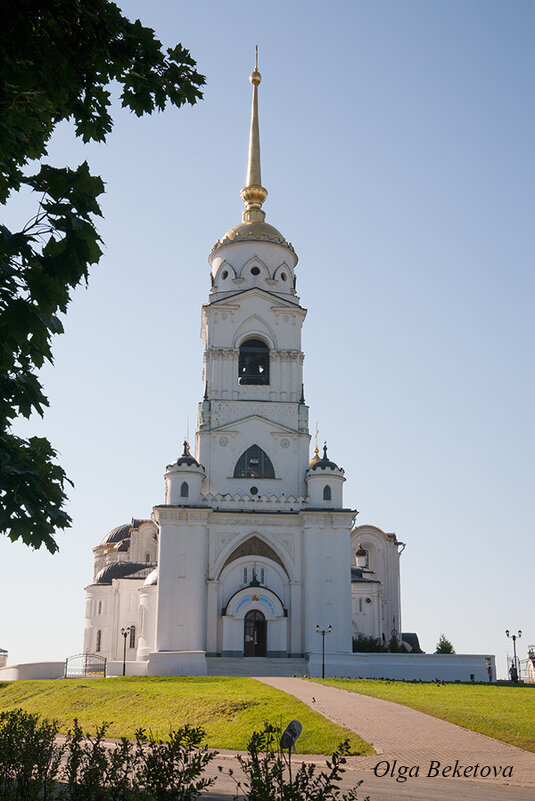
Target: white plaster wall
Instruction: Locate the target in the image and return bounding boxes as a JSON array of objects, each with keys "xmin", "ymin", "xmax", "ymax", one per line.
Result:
[
  {"xmin": 84, "ymin": 585, "xmax": 114, "ymax": 658},
  {"xmin": 302, "ymin": 512, "xmax": 354, "ymax": 654},
  {"xmin": 308, "ymin": 652, "xmax": 496, "ymax": 683},
  {"xmin": 351, "ymin": 526, "xmax": 402, "ymax": 640},
  {"xmin": 306, "ymin": 472, "xmax": 345, "ymax": 507},
  {"xmin": 0, "ymin": 662, "xmax": 65, "ymax": 680},
  {"xmin": 153, "ymin": 508, "xmax": 208, "ymax": 653},
  {"xmin": 200, "ymin": 415, "xmax": 308, "ymax": 499},
  {"xmin": 137, "ymin": 584, "xmax": 157, "ymax": 658},
  {"xmin": 165, "ymin": 466, "xmax": 204, "ymax": 505},
  {"xmin": 129, "ymin": 522, "xmax": 158, "ymax": 564},
  {"xmin": 351, "ymin": 585, "xmax": 382, "ymax": 639},
  {"xmin": 201, "ymin": 291, "xmax": 306, "ymax": 404}
]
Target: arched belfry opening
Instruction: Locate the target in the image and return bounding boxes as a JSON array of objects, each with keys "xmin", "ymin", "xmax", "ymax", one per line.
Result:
[
  {"xmin": 238, "ymin": 338, "xmax": 270, "ymax": 385},
  {"xmin": 234, "ymin": 445, "xmax": 275, "ymax": 479}
]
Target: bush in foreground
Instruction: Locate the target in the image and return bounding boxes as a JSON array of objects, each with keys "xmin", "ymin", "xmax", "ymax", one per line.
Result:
[
  {"xmin": 230, "ymin": 723, "xmax": 368, "ymax": 801},
  {"xmin": 0, "ymin": 709, "xmax": 215, "ymax": 800},
  {"xmin": 0, "ymin": 709, "xmax": 367, "ymax": 800}
]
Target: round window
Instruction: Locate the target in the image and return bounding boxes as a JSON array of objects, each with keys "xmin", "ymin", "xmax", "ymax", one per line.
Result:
[
  {"xmin": 222, "ymin": 270, "xmax": 228, "ymax": 280},
  {"xmin": 251, "ymin": 266, "xmax": 260, "ymax": 276},
  {"xmin": 281, "ymin": 272, "xmax": 287, "ymax": 281},
  {"xmin": 250, "ymin": 486, "xmax": 259, "ymax": 495}
]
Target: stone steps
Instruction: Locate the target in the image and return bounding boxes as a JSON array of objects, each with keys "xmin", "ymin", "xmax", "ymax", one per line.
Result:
[{"xmin": 206, "ymin": 657, "xmax": 309, "ymax": 677}]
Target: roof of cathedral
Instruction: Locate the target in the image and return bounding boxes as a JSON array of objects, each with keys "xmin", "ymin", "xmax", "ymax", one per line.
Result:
[
  {"xmin": 143, "ymin": 568, "xmax": 158, "ymax": 587},
  {"xmin": 309, "ymin": 444, "xmax": 343, "ymax": 472},
  {"xmin": 351, "ymin": 567, "xmax": 381, "ymax": 584},
  {"xmin": 94, "ymin": 561, "xmax": 155, "ymax": 584},
  {"xmin": 100, "ymin": 519, "xmax": 153, "ymax": 546},
  {"xmin": 101, "ymin": 523, "xmax": 131, "ymax": 545},
  {"xmin": 213, "ymin": 220, "xmax": 294, "ymax": 254}
]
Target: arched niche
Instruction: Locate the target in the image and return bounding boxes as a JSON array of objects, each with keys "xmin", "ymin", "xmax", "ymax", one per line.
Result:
[
  {"xmin": 220, "ymin": 535, "xmax": 287, "ymax": 576},
  {"xmin": 233, "ymin": 444, "xmax": 275, "ymax": 478}
]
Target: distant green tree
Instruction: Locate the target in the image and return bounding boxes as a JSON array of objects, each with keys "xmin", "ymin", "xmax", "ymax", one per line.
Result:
[
  {"xmin": 387, "ymin": 634, "xmax": 408, "ymax": 653},
  {"xmin": 0, "ymin": 0, "xmax": 204, "ymax": 551},
  {"xmin": 435, "ymin": 634, "xmax": 455, "ymax": 654}
]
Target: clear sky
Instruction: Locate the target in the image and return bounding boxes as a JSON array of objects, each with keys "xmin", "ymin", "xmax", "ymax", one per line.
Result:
[{"xmin": 2, "ymin": 1, "xmax": 534, "ymax": 678}]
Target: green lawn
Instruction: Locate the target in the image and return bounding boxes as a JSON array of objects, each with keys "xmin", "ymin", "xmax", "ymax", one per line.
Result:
[
  {"xmin": 0, "ymin": 676, "xmax": 373, "ymax": 756},
  {"xmin": 315, "ymin": 678, "xmax": 535, "ymax": 753}
]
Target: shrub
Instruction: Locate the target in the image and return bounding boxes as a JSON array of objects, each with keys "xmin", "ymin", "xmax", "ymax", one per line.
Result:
[
  {"xmin": 230, "ymin": 723, "xmax": 368, "ymax": 801},
  {"xmin": 352, "ymin": 634, "xmax": 386, "ymax": 653},
  {"xmin": 0, "ymin": 709, "xmax": 215, "ymax": 800},
  {"xmin": 0, "ymin": 708, "xmax": 62, "ymax": 800}
]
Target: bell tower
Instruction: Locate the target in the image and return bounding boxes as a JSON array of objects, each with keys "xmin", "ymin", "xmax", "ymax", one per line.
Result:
[
  {"xmin": 151, "ymin": 56, "xmax": 354, "ymax": 671},
  {"xmin": 197, "ymin": 57, "xmax": 310, "ymax": 501}
]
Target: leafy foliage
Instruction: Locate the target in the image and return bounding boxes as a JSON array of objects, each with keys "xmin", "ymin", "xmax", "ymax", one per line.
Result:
[
  {"xmin": 230, "ymin": 723, "xmax": 368, "ymax": 801},
  {"xmin": 352, "ymin": 634, "xmax": 387, "ymax": 653},
  {"xmin": 435, "ymin": 634, "xmax": 455, "ymax": 654},
  {"xmin": 0, "ymin": 708, "xmax": 62, "ymax": 801},
  {"xmin": 352, "ymin": 633, "xmax": 410, "ymax": 654},
  {"xmin": 0, "ymin": 1, "xmax": 205, "ymax": 550},
  {"xmin": 0, "ymin": 709, "xmax": 215, "ymax": 800}
]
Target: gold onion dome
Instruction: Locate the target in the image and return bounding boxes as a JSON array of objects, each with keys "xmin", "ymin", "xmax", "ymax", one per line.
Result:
[
  {"xmin": 212, "ymin": 54, "xmax": 295, "ymax": 256},
  {"xmin": 309, "ymin": 444, "xmax": 320, "ymax": 467}
]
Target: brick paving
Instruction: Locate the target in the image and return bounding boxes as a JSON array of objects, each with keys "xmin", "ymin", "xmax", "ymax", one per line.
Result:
[{"xmin": 255, "ymin": 676, "xmax": 535, "ymax": 790}]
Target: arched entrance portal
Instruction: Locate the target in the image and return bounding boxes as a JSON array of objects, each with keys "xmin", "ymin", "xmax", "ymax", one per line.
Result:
[{"xmin": 244, "ymin": 609, "xmax": 266, "ymax": 657}]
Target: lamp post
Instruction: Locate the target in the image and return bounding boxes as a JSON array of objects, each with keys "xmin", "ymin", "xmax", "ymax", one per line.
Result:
[
  {"xmin": 505, "ymin": 629, "xmax": 522, "ymax": 681},
  {"xmin": 120, "ymin": 627, "xmax": 131, "ymax": 677},
  {"xmin": 315, "ymin": 625, "xmax": 332, "ymax": 679}
]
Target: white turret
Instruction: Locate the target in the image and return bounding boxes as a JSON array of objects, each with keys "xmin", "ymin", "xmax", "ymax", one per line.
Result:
[{"xmin": 164, "ymin": 441, "xmax": 205, "ymax": 505}]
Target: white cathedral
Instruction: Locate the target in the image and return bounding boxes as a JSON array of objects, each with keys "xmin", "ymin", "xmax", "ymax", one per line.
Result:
[{"xmin": 83, "ymin": 64, "xmax": 404, "ymax": 676}]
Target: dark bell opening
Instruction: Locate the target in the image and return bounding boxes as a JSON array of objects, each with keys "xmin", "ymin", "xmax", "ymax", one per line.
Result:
[{"xmin": 238, "ymin": 338, "xmax": 270, "ymax": 385}]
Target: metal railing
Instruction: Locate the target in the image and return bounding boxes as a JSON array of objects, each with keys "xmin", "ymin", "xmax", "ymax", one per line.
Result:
[{"xmin": 65, "ymin": 652, "xmax": 107, "ymax": 678}]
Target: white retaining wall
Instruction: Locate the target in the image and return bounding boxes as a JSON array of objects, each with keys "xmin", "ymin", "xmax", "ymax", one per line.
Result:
[
  {"xmin": 0, "ymin": 662, "xmax": 65, "ymax": 681},
  {"xmin": 308, "ymin": 652, "xmax": 495, "ymax": 682}
]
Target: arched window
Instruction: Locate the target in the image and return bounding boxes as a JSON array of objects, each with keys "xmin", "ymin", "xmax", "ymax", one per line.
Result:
[
  {"xmin": 180, "ymin": 481, "xmax": 189, "ymax": 498},
  {"xmin": 234, "ymin": 445, "xmax": 275, "ymax": 479},
  {"xmin": 98, "ymin": 600, "xmax": 102, "ymax": 615},
  {"xmin": 95, "ymin": 630, "xmax": 101, "ymax": 653},
  {"xmin": 323, "ymin": 485, "xmax": 332, "ymax": 501},
  {"xmin": 129, "ymin": 626, "xmax": 136, "ymax": 649},
  {"xmin": 238, "ymin": 339, "xmax": 270, "ymax": 385},
  {"xmin": 145, "ymin": 552, "xmax": 151, "ymax": 563}
]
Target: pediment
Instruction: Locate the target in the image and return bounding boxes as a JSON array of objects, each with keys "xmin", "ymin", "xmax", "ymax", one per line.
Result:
[{"xmin": 210, "ymin": 414, "xmax": 297, "ymax": 436}]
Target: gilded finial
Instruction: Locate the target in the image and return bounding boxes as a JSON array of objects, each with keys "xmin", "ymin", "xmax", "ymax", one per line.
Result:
[
  {"xmin": 309, "ymin": 422, "xmax": 320, "ymax": 465},
  {"xmin": 241, "ymin": 46, "xmax": 268, "ymax": 222},
  {"xmin": 250, "ymin": 44, "xmax": 260, "ymax": 84}
]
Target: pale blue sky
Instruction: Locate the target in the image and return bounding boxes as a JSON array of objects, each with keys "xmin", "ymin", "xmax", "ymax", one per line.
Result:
[{"xmin": 3, "ymin": 1, "xmax": 534, "ymax": 677}]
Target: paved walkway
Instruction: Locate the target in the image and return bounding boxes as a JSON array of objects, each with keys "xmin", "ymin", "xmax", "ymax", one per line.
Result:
[{"xmin": 254, "ymin": 677, "xmax": 535, "ymax": 795}]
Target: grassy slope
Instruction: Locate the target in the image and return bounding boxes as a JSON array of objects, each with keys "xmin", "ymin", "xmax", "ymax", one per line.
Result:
[
  {"xmin": 0, "ymin": 676, "xmax": 373, "ymax": 756},
  {"xmin": 315, "ymin": 679, "xmax": 535, "ymax": 752}
]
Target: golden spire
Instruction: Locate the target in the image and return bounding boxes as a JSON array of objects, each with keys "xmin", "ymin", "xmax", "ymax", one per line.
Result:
[{"xmin": 240, "ymin": 46, "xmax": 268, "ymax": 223}]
